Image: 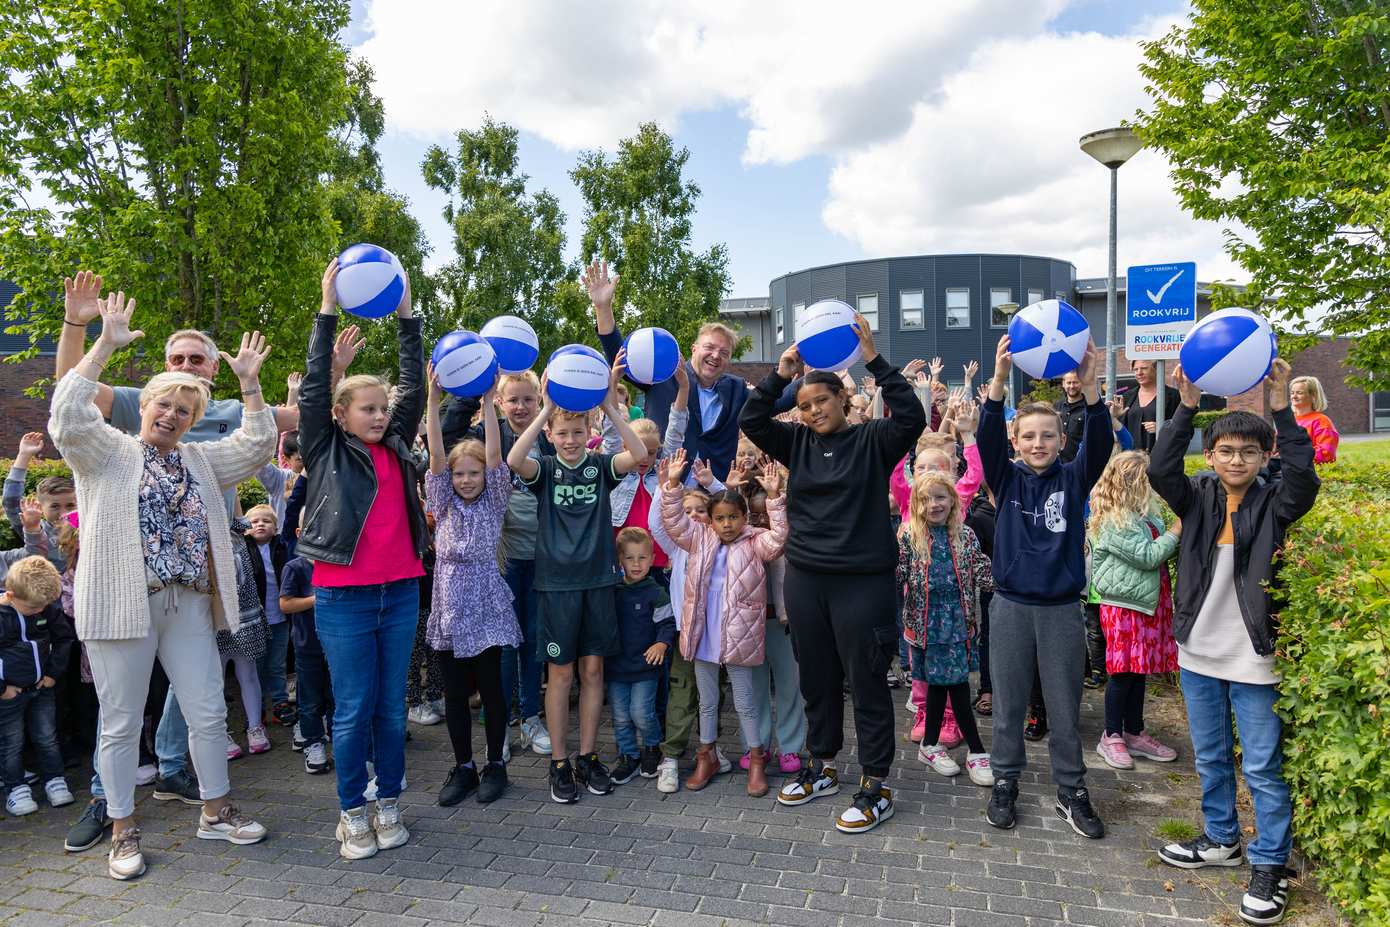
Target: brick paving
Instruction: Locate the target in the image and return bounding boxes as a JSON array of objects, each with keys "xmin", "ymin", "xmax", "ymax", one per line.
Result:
[{"xmin": 0, "ymin": 684, "xmax": 1274, "ymax": 926}]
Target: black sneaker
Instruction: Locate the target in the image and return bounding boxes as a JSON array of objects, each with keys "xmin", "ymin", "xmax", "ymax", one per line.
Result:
[
  {"xmin": 1240, "ymin": 865, "xmax": 1290, "ymax": 925},
  {"xmin": 549, "ymin": 759, "xmax": 579, "ymax": 804},
  {"xmin": 1055, "ymin": 786, "xmax": 1105, "ymax": 839},
  {"xmin": 438, "ymin": 764, "xmax": 479, "ymax": 807},
  {"xmin": 575, "ymin": 753, "xmax": 614, "ymax": 795},
  {"xmin": 63, "ymin": 798, "xmax": 110, "ymax": 852},
  {"xmin": 1158, "ymin": 833, "xmax": 1244, "ymax": 869},
  {"xmin": 638, "ymin": 746, "xmax": 661, "ymax": 778},
  {"xmin": 1082, "ymin": 671, "xmax": 1106, "ymax": 690},
  {"xmin": 610, "ymin": 755, "xmax": 640, "ymax": 785},
  {"xmin": 271, "ymin": 701, "xmax": 297, "ymax": 727},
  {"xmin": 986, "ymin": 778, "xmax": 1019, "ymax": 829},
  {"xmin": 1023, "ymin": 709, "xmax": 1049, "ymax": 741},
  {"xmin": 477, "ymin": 762, "xmax": 508, "ymax": 804},
  {"xmin": 152, "ymin": 769, "xmax": 200, "ymax": 805}
]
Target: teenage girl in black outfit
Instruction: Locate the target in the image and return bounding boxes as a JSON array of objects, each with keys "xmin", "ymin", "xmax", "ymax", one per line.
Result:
[{"xmin": 740, "ymin": 314, "xmax": 926, "ymax": 833}]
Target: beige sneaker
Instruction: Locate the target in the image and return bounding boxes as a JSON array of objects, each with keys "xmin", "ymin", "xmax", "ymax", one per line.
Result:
[
  {"xmin": 197, "ymin": 803, "xmax": 267, "ymax": 845},
  {"xmin": 336, "ymin": 806, "xmax": 378, "ymax": 860},
  {"xmin": 108, "ymin": 827, "xmax": 146, "ymax": 881},
  {"xmin": 371, "ymin": 797, "xmax": 409, "ymax": 851}
]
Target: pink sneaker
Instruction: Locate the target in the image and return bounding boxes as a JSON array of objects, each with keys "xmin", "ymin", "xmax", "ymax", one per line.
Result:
[
  {"xmin": 226, "ymin": 733, "xmax": 244, "ymax": 761},
  {"xmin": 777, "ymin": 753, "xmax": 801, "ymax": 774},
  {"xmin": 939, "ymin": 704, "xmax": 963, "ymax": 749},
  {"xmin": 246, "ymin": 726, "xmax": 271, "ymax": 755},
  {"xmin": 739, "ymin": 751, "xmax": 751, "ymax": 771},
  {"xmin": 911, "ymin": 706, "xmax": 926, "ymax": 742},
  {"xmin": 1096, "ymin": 733, "xmax": 1134, "ymax": 770},
  {"xmin": 1124, "ymin": 731, "xmax": 1178, "ymax": 762}
]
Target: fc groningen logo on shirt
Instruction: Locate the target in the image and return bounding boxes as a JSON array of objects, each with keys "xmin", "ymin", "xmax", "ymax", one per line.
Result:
[{"xmin": 546, "ymin": 642, "xmax": 561, "ymax": 658}]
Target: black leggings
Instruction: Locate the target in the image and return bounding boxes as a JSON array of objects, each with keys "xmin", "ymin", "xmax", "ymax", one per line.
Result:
[
  {"xmin": 922, "ymin": 683, "xmax": 985, "ymax": 754},
  {"xmin": 441, "ymin": 646, "xmax": 507, "ymax": 766},
  {"xmin": 1104, "ymin": 672, "xmax": 1146, "ymax": 736}
]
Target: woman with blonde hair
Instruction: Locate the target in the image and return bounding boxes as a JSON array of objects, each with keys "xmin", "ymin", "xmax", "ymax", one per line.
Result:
[{"xmin": 1288, "ymin": 376, "xmax": 1339, "ymax": 464}]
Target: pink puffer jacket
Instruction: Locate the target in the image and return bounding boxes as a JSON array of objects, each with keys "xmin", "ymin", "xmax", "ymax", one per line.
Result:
[{"xmin": 660, "ymin": 486, "xmax": 788, "ymax": 667}]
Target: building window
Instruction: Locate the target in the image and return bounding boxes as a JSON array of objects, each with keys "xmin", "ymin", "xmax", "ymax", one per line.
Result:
[
  {"xmin": 775, "ymin": 305, "xmax": 784, "ymax": 343},
  {"xmin": 900, "ymin": 289, "xmax": 924, "ymax": 329},
  {"xmin": 945, "ymin": 288, "xmax": 971, "ymax": 329},
  {"xmin": 791, "ymin": 302, "xmax": 804, "ymax": 344},
  {"xmin": 1027, "ymin": 288, "xmax": 1044, "ymax": 307},
  {"xmin": 990, "ymin": 288, "xmax": 1013, "ymax": 328},
  {"xmin": 857, "ymin": 293, "xmax": 879, "ymax": 331}
]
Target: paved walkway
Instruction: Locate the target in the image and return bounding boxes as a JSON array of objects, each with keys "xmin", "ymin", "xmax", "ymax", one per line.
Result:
[{"xmin": 0, "ymin": 683, "xmax": 1292, "ymax": 926}]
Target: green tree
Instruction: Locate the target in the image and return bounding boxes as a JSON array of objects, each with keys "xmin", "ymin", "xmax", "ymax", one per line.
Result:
[
  {"xmin": 0, "ymin": 0, "xmax": 356, "ymax": 397},
  {"xmin": 422, "ymin": 117, "xmax": 578, "ymax": 356},
  {"xmin": 570, "ymin": 122, "xmax": 731, "ymax": 353},
  {"xmin": 1136, "ymin": 0, "xmax": 1390, "ymax": 389}
]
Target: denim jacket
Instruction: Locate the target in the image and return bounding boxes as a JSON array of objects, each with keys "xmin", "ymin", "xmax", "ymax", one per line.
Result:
[{"xmin": 604, "ymin": 408, "xmax": 689, "ymax": 526}]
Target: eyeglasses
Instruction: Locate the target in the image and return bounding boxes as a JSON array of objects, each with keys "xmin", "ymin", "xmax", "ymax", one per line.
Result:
[
  {"xmin": 1211, "ymin": 447, "xmax": 1265, "ymax": 463},
  {"xmin": 167, "ymin": 353, "xmax": 210, "ymax": 368}
]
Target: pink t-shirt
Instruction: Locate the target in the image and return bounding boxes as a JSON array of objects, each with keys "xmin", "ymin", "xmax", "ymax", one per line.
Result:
[
  {"xmin": 616, "ymin": 481, "xmax": 669, "ymax": 568},
  {"xmin": 313, "ymin": 443, "xmax": 425, "ymax": 588}
]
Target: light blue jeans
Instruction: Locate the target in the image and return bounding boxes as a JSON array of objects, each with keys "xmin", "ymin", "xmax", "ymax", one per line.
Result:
[
  {"xmin": 315, "ymin": 579, "xmax": 419, "ymax": 812},
  {"xmin": 155, "ymin": 689, "xmax": 189, "ymax": 780},
  {"xmin": 607, "ymin": 678, "xmax": 661, "ymax": 757},
  {"xmin": 741, "ymin": 618, "xmax": 807, "ymax": 757},
  {"xmin": 1180, "ymin": 668, "xmax": 1291, "ymax": 866}
]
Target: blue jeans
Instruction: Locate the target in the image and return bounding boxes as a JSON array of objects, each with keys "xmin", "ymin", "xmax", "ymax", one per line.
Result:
[
  {"xmin": 91, "ymin": 711, "xmax": 104, "ymax": 797},
  {"xmin": 295, "ymin": 647, "xmax": 332, "ymax": 745},
  {"xmin": 607, "ymin": 678, "xmax": 661, "ymax": 757},
  {"xmin": 1180, "ymin": 668, "xmax": 1291, "ymax": 866},
  {"xmin": 0, "ymin": 688, "xmax": 63, "ymax": 788},
  {"xmin": 500, "ymin": 559, "xmax": 543, "ymax": 720},
  {"xmin": 315, "ymin": 578, "xmax": 419, "ymax": 811},
  {"xmin": 257, "ymin": 621, "xmax": 291, "ymax": 706},
  {"xmin": 155, "ymin": 688, "xmax": 189, "ymax": 779}
]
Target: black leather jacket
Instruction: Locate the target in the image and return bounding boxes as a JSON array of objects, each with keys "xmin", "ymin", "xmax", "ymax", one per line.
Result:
[{"xmin": 295, "ymin": 313, "xmax": 429, "ymax": 567}]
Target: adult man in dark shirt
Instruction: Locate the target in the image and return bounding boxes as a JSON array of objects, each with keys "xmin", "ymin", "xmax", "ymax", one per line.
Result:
[{"xmin": 1054, "ymin": 370, "xmax": 1088, "ymax": 463}]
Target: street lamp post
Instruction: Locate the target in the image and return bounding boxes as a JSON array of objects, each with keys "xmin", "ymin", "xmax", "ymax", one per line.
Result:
[
  {"xmin": 1080, "ymin": 127, "xmax": 1143, "ymax": 401},
  {"xmin": 996, "ymin": 302, "xmax": 1019, "ymax": 408}
]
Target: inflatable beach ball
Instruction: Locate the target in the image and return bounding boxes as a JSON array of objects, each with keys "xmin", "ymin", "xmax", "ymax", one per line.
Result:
[
  {"xmin": 1007, "ymin": 299, "xmax": 1091, "ymax": 380},
  {"xmin": 546, "ymin": 344, "xmax": 611, "ymax": 412},
  {"xmin": 336, "ymin": 243, "xmax": 406, "ymax": 319},
  {"xmin": 1179, "ymin": 308, "xmax": 1277, "ymax": 397},
  {"xmin": 481, "ymin": 315, "xmax": 540, "ymax": 374},
  {"xmin": 432, "ymin": 331, "xmax": 498, "ymax": 398},
  {"xmin": 622, "ymin": 327, "xmax": 680, "ymax": 385},
  {"xmin": 797, "ymin": 300, "xmax": 861, "ymax": 372}
]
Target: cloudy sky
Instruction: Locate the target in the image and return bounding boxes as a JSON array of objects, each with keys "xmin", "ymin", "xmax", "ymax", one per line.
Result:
[{"xmin": 349, "ymin": 0, "xmax": 1242, "ymax": 297}]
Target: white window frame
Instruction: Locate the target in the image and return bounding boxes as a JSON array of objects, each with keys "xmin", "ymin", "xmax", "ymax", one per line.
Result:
[
  {"xmin": 899, "ymin": 289, "xmax": 924, "ymax": 330},
  {"xmin": 990, "ymin": 288, "xmax": 1013, "ymax": 328},
  {"xmin": 775, "ymin": 305, "xmax": 785, "ymax": 343},
  {"xmin": 1027, "ymin": 288, "xmax": 1044, "ymax": 308},
  {"xmin": 857, "ymin": 293, "xmax": 880, "ymax": 331},
  {"xmin": 791, "ymin": 302, "xmax": 805, "ymax": 344},
  {"xmin": 945, "ymin": 288, "xmax": 971, "ymax": 329}
]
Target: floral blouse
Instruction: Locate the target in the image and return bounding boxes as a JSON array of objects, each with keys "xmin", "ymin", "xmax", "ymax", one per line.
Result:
[{"xmin": 138, "ymin": 443, "xmax": 211, "ymax": 594}]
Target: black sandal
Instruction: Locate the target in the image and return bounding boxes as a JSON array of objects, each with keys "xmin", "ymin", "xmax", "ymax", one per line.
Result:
[{"xmin": 974, "ymin": 692, "xmax": 992, "ymax": 716}]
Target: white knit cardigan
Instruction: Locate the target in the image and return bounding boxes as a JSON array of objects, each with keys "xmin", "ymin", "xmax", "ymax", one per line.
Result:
[{"xmin": 48, "ymin": 371, "xmax": 277, "ymax": 641}]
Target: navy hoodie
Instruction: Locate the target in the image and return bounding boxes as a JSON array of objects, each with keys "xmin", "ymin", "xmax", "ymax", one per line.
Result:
[
  {"xmin": 606, "ymin": 575, "xmax": 677, "ymax": 683},
  {"xmin": 0, "ymin": 602, "xmax": 75, "ymax": 690},
  {"xmin": 978, "ymin": 396, "xmax": 1113, "ymax": 606}
]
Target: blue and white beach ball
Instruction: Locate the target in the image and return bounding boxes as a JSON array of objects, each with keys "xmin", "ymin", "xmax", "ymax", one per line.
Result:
[
  {"xmin": 797, "ymin": 300, "xmax": 861, "ymax": 372},
  {"xmin": 1179, "ymin": 308, "xmax": 1276, "ymax": 397},
  {"xmin": 481, "ymin": 315, "xmax": 540, "ymax": 374},
  {"xmin": 1007, "ymin": 299, "xmax": 1091, "ymax": 380},
  {"xmin": 622, "ymin": 327, "xmax": 681, "ymax": 385},
  {"xmin": 545, "ymin": 344, "xmax": 611, "ymax": 412},
  {"xmin": 335, "ymin": 243, "xmax": 406, "ymax": 319},
  {"xmin": 431, "ymin": 331, "xmax": 498, "ymax": 398}
]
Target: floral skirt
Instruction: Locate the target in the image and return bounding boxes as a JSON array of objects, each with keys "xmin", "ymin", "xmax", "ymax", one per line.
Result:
[{"xmin": 1100, "ymin": 566, "xmax": 1177, "ymax": 675}]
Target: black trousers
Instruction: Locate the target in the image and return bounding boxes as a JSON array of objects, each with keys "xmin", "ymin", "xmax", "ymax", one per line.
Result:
[
  {"xmin": 1104, "ymin": 672, "xmax": 1146, "ymax": 736},
  {"xmin": 783, "ymin": 563, "xmax": 897, "ymax": 778},
  {"xmin": 440, "ymin": 646, "xmax": 507, "ymax": 766}
]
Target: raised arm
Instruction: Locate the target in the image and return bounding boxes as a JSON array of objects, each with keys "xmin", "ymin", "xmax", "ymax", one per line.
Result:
[
  {"xmin": 4, "ymin": 432, "xmax": 43, "ymax": 533},
  {"xmin": 54, "ymin": 271, "xmax": 115, "ymax": 418},
  {"xmin": 1265, "ymin": 360, "xmax": 1320, "ymax": 526},
  {"xmin": 204, "ymin": 331, "xmax": 277, "ymax": 487},
  {"xmin": 426, "ymin": 366, "xmax": 447, "ymax": 475},
  {"xmin": 977, "ymin": 335, "xmax": 1014, "ymax": 495},
  {"xmin": 584, "ymin": 259, "xmax": 619, "ymax": 339},
  {"xmin": 506, "ymin": 374, "xmax": 553, "ymax": 482},
  {"xmin": 1146, "ymin": 363, "xmax": 1201, "ymax": 518},
  {"xmin": 657, "ymin": 453, "xmax": 698, "ymax": 552},
  {"xmin": 739, "ymin": 343, "xmax": 799, "ymax": 465},
  {"xmin": 48, "ymin": 294, "xmax": 144, "ymax": 475},
  {"xmin": 752, "ymin": 463, "xmax": 789, "ymax": 562},
  {"xmin": 481, "ymin": 376, "xmax": 502, "ymax": 470},
  {"xmin": 606, "ymin": 350, "xmax": 652, "ymax": 475},
  {"xmin": 1072, "ymin": 341, "xmax": 1114, "ymax": 493},
  {"xmin": 299, "ymin": 260, "xmax": 341, "ymax": 461},
  {"xmin": 863, "ymin": 313, "xmax": 927, "ymax": 460},
  {"xmin": 386, "ymin": 273, "xmax": 425, "ymax": 445}
]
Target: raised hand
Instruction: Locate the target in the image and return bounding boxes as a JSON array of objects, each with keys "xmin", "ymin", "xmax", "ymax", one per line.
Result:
[
  {"xmin": 63, "ymin": 270, "xmax": 103, "ymax": 325},
  {"xmin": 220, "ymin": 331, "xmax": 271, "ymax": 385},
  {"xmin": 20, "ymin": 497, "xmax": 42, "ymax": 533},
  {"xmin": 975, "ymin": 383, "xmax": 991, "ymax": 405},
  {"xmin": 903, "ymin": 358, "xmax": 927, "ymax": 381},
  {"xmin": 426, "ymin": 363, "xmax": 443, "ymax": 404},
  {"xmin": 690, "ymin": 456, "xmax": 714, "ymax": 488},
  {"xmin": 777, "ymin": 343, "xmax": 802, "ymax": 379},
  {"xmin": 286, "ymin": 372, "xmax": 303, "ymax": 404},
  {"xmin": 320, "ymin": 258, "xmax": 340, "ymax": 314},
  {"xmin": 861, "ymin": 375, "xmax": 877, "ymax": 396},
  {"xmin": 96, "ymin": 292, "xmax": 143, "ymax": 349},
  {"xmin": 673, "ymin": 351, "xmax": 689, "ymax": 390},
  {"xmin": 992, "ymin": 335, "xmax": 1013, "ymax": 381},
  {"xmin": 1107, "ymin": 393, "xmax": 1126, "ymax": 423},
  {"xmin": 928, "ymin": 356, "xmax": 944, "ymax": 381},
  {"xmin": 1172, "ymin": 363, "xmax": 1201, "ymax": 409},
  {"xmin": 954, "ymin": 400, "xmax": 980, "ymax": 436},
  {"xmin": 607, "ymin": 347, "xmax": 629, "ymax": 409},
  {"xmin": 851, "ymin": 312, "xmax": 878, "ymax": 363},
  {"xmin": 663, "ymin": 448, "xmax": 688, "ymax": 489},
  {"xmin": 1264, "ymin": 358, "xmax": 1292, "ymax": 412},
  {"xmin": 761, "ymin": 460, "xmax": 784, "ymax": 498},
  {"xmin": 481, "ymin": 369, "xmax": 500, "ymax": 406},
  {"xmin": 582, "ymin": 258, "xmax": 618, "ymax": 312},
  {"xmin": 333, "ymin": 323, "xmax": 366, "ymax": 376},
  {"xmin": 962, "ymin": 359, "xmax": 979, "ymax": 383},
  {"xmin": 16, "ymin": 432, "xmax": 44, "ymax": 460}
]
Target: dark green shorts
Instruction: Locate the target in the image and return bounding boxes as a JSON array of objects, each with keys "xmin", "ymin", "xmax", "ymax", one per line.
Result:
[{"xmin": 536, "ymin": 587, "xmax": 619, "ymax": 665}]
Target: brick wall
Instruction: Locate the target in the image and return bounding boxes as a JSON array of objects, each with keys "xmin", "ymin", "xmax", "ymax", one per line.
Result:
[{"xmin": 0, "ymin": 356, "xmax": 56, "ymax": 458}]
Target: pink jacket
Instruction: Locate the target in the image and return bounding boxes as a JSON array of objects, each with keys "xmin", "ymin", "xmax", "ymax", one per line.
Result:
[
  {"xmin": 890, "ymin": 443, "xmax": 984, "ymax": 518},
  {"xmin": 660, "ymin": 486, "xmax": 788, "ymax": 667}
]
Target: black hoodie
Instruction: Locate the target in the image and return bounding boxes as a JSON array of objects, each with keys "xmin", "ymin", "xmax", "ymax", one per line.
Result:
[{"xmin": 0, "ymin": 601, "xmax": 74, "ymax": 690}]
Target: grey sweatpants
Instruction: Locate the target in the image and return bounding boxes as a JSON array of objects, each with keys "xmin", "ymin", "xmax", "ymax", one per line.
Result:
[
  {"xmin": 694, "ymin": 659, "xmax": 762, "ymax": 749},
  {"xmin": 989, "ymin": 594, "xmax": 1088, "ymax": 790}
]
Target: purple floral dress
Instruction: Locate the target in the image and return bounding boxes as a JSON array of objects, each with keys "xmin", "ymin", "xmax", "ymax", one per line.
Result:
[{"xmin": 425, "ymin": 464, "xmax": 520, "ymax": 659}]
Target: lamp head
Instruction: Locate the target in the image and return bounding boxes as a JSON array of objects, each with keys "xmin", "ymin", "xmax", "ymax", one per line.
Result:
[{"xmin": 1079, "ymin": 127, "xmax": 1142, "ymax": 168}]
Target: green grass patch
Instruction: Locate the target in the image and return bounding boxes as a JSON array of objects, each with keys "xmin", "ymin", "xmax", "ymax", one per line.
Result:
[{"xmin": 1155, "ymin": 819, "xmax": 1199, "ymax": 842}]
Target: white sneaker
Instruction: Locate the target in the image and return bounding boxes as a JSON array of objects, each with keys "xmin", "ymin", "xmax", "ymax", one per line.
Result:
[
  {"xmin": 45, "ymin": 777, "xmax": 75, "ymax": 807},
  {"xmin": 226, "ymin": 733, "xmax": 243, "ymax": 761},
  {"xmin": 134, "ymin": 764, "xmax": 157, "ymax": 786},
  {"xmin": 197, "ymin": 803, "xmax": 267, "ymax": 845},
  {"xmin": 656, "ymin": 756, "xmax": 679, "ymax": 794},
  {"xmin": 291, "ymin": 722, "xmax": 306, "ymax": 752},
  {"xmin": 965, "ymin": 753, "xmax": 995, "ymax": 787},
  {"xmin": 905, "ymin": 694, "xmax": 918, "ymax": 713},
  {"xmin": 407, "ymin": 703, "xmax": 443, "ymax": 726},
  {"xmin": 430, "ymin": 698, "xmax": 447, "ymax": 719},
  {"xmin": 246, "ymin": 726, "xmax": 271, "ymax": 754},
  {"xmin": 917, "ymin": 743, "xmax": 961, "ymax": 777},
  {"xmin": 502, "ymin": 737, "xmax": 511, "ymax": 764},
  {"xmin": 371, "ymin": 798, "xmax": 409, "ymax": 851},
  {"xmin": 520, "ymin": 716, "xmax": 551, "ymax": 755},
  {"xmin": 304, "ymin": 742, "xmax": 331, "ymax": 775},
  {"xmin": 108, "ymin": 827, "xmax": 145, "ymax": 880},
  {"xmin": 336, "ymin": 807, "xmax": 378, "ymax": 860},
  {"xmin": 714, "ymin": 745, "xmax": 732, "ymax": 774},
  {"xmin": 5, "ymin": 784, "xmax": 37, "ymax": 815}
]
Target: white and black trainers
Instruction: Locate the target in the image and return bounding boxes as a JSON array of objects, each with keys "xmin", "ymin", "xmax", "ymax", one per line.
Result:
[
  {"xmin": 777, "ymin": 763, "xmax": 839, "ymax": 806},
  {"xmin": 835, "ymin": 777, "xmax": 894, "ymax": 834},
  {"xmin": 1240, "ymin": 865, "xmax": 1290, "ymax": 925},
  {"xmin": 1158, "ymin": 833, "xmax": 1244, "ymax": 869}
]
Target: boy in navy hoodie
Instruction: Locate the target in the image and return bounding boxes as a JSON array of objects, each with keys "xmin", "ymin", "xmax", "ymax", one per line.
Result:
[
  {"xmin": 606, "ymin": 528, "xmax": 676, "ymax": 785},
  {"xmin": 977, "ymin": 334, "xmax": 1112, "ymax": 839}
]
